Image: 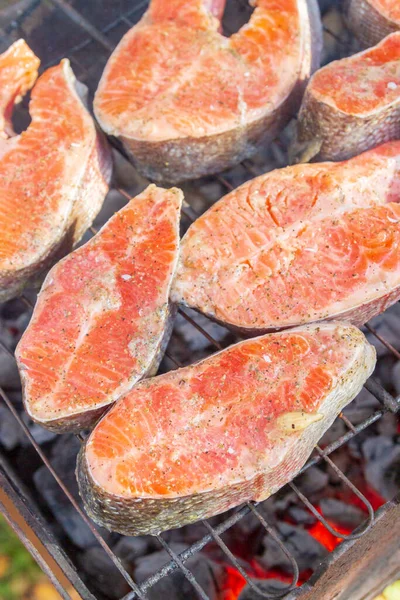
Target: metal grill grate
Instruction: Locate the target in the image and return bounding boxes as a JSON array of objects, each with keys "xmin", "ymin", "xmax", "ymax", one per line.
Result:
[{"xmin": 0, "ymin": 1, "xmax": 399, "ymax": 599}]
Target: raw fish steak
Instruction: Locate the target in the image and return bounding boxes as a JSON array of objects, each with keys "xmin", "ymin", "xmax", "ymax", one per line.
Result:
[
  {"xmin": 346, "ymin": 0, "xmax": 400, "ymax": 47},
  {"xmin": 16, "ymin": 185, "xmax": 182, "ymax": 433},
  {"xmin": 172, "ymin": 142, "xmax": 400, "ymax": 334},
  {"xmin": 290, "ymin": 32, "xmax": 400, "ymax": 163},
  {"xmin": 94, "ymin": 0, "xmax": 322, "ymax": 183},
  {"xmin": 0, "ymin": 40, "xmax": 39, "ymax": 141},
  {"xmin": 0, "ymin": 45, "xmax": 112, "ymax": 302},
  {"xmin": 77, "ymin": 322, "xmax": 375, "ymax": 535}
]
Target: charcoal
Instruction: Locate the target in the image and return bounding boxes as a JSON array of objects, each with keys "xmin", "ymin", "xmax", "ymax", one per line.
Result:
[
  {"xmin": 21, "ymin": 413, "xmax": 57, "ymax": 445},
  {"xmin": 320, "ymin": 498, "xmax": 364, "ymax": 529},
  {"xmin": 78, "ymin": 547, "xmax": 130, "ymax": 599},
  {"xmin": 260, "ymin": 522, "xmax": 327, "ymax": 573},
  {"xmin": 33, "ymin": 435, "xmax": 112, "ymax": 549},
  {"xmin": 238, "ymin": 578, "xmax": 287, "ymax": 600},
  {"xmin": 319, "ymin": 417, "xmax": 346, "ymax": 447},
  {"xmin": 365, "ymin": 304, "xmax": 400, "ymax": 358},
  {"xmin": 391, "ymin": 361, "xmax": 400, "ymax": 397},
  {"xmin": 295, "ymin": 467, "xmax": 329, "ymax": 497},
  {"xmin": 376, "ymin": 412, "xmax": 399, "ymax": 437},
  {"xmin": 287, "ymin": 506, "xmax": 316, "ymax": 526},
  {"xmin": 0, "ymin": 404, "xmax": 22, "ymax": 450},
  {"xmin": 0, "ymin": 351, "xmax": 20, "ymax": 390},
  {"xmin": 113, "ymin": 535, "xmax": 154, "ymax": 564},
  {"xmin": 134, "ymin": 543, "xmax": 222, "ymax": 600},
  {"xmin": 362, "ymin": 436, "xmax": 400, "ymax": 500},
  {"xmin": 0, "ymin": 298, "xmax": 27, "ymax": 320},
  {"xmin": 343, "ymin": 387, "xmax": 380, "ymax": 425},
  {"xmin": 263, "ymin": 488, "xmax": 296, "ymax": 513},
  {"xmin": 167, "ymin": 310, "xmax": 235, "ymax": 366}
]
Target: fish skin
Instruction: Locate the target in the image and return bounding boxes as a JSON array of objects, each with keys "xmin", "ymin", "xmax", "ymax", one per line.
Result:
[
  {"xmin": 346, "ymin": 0, "xmax": 400, "ymax": 48},
  {"xmin": 77, "ymin": 322, "xmax": 375, "ymax": 535},
  {"xmin": 290, "ymin": 32, "xmax": 400, "ymax": 164},
  {"xmin": 172, "ymin": 142, "xmax": 400, "ymax": 334},
  {"xmin": 94, "ymin": 0, "xmax": 322, "ymax": 184},
  {"xmin": 0, "ymin": 51, "xmax": 112, "ymax": 302},
  {"xmin": 16, "ymin": 185, "xmax": 183, "ymax": 434}
]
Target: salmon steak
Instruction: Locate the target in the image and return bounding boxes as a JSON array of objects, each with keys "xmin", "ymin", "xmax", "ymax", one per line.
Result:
[
  {"xmin": 0, "ymin": 39, "xmax": 39, "ymax": 141},
  {"xmin": 94, "ymin": 0, "xmax": 322, "ymax": 184},
  {"xmin": 290, "ymin": 32, "xmax": 400, "ymax": 164},
  {"xmin": 0, "ymin": 43, "xmax": 112, "ymax": 302},
  {"xmin": 172, "ymin": 142, "xmax": 400, "ymax": 334},
  {"xmin": 346, "ymin": 0, "xmax": 400, "ymax": 47},
  {"xmin": 16, "ymin": 185, "xmax": 183, "ymax": 433},
  {"xmin": 77, "ymin": 322, "xmax": 375, "ymax": 535}
]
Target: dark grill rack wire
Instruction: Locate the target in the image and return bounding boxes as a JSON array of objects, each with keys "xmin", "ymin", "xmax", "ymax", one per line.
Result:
[{"xmin": 0, "ymin": 1, "xmax": 399, "ymax": 599}]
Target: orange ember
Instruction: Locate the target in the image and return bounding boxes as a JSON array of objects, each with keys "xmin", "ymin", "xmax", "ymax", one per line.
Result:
[{"xmin": 219, "ymin": 491, "xmax": 387, "ymax": 600}]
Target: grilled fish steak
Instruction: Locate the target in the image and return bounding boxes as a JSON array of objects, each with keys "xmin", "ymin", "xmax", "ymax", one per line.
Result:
[
  {"xmin": 290, "ymin": 32, "xmax": 400, "ymax": 164},
  {"xmin": 172, "ymin": 142, "xmax": 400, "ymax": 334},
  {"xmin": 16, "ymin": 185, "xmax": 182, "ymax": 433},
  {"xmin": 77, "ymin": 322, "xmax": 375, "ymax": 535},
  {"xmin": 94, "ymin": 0, "xmax": 322, "ymax": 184},
  {"xmin": 0, "ymin": 45, "xmax": 112, "ymax": 302},
  {"xmin": 346, "ymin": 0, "xmax": 400, "ymax": 47}
]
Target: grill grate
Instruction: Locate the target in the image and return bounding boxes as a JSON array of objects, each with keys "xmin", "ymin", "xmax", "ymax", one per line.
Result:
[{"xmin": 0, "ymin": 1, "xmax": 400, "ymax": 599}]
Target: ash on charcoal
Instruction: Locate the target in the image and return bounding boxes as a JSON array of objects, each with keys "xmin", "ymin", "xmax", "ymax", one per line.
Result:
[
  {"xmin": 362, "ymin": 435, "xmax": 400, "ymax": 500},
  {"xmin": 295, "ymin": 467, "xmax": 329, "ymax": 497},
  {"xmin": 77, "ymin": 547, "xmax": 130, "ymax": 599},
  {"xmin": 320, "ymin": 498, "xmax": 364, "ymax": 529},
  {"xmin": 287, "ymin": 506, "xmax": 317, "ymax": 526},
  {"xmin": 33, "ymin": 435, "xmax": 112, "ymax": 549},
  {"xmin": 238, "ymin": 578, "xmax": 287, "ymax": 600},
  {"xmin": 260, "ymin": 522, "xmax": 327, "ymax": 573},
  {"xmin": 134, "ymin": 543, "xmax": 222, "ymax": 600}
]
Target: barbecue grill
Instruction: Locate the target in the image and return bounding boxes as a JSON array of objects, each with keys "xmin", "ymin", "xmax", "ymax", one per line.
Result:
[{"xmin": 0, "ymin": 1, "xmax": 400, "ymax": 599}]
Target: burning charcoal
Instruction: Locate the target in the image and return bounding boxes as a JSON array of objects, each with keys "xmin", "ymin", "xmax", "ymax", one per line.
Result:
[
  {"xmin": 33, "ymin": 435, "xmax": 112, "ymax": 549},
  {"xmin": 362, "ymin": 436, "xmax": 400, "ymax": 500},
  {"xmin": 260, "ymin": 522, "xmax": 328, "ymax": 573},
  {"xmin": 238, "ymin": 578, "xmax": 287, "ymax": 600},
  {"xmin": 320, "ymin": 498, "xmax": 365, "ymax": 529},
  {"xmin": 0, "ymin": 404, "xmax": 22, "ymax": 450},
  {"xmin": 78, "ymin": 547, "xmax": 130, "ymax": 599},
  {"xmin": 113, "ymin": 535, "xmax": 154, "ymax": 564},
  {"xmin": 287, "ymin": 506, "xmax": 317, "ymax": 526},
  {"xmin": 295, "ymin": 466, "xmax": 329, "ymax": 497},
  {"xmin": 134, "ymin": 543, "xmax": 222, "ymax": 600}
]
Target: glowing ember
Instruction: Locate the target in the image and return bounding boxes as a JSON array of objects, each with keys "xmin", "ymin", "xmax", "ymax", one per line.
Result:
[{"xmin": 218, "ymin": 493, "xmax": 387, "ymax": 600}]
